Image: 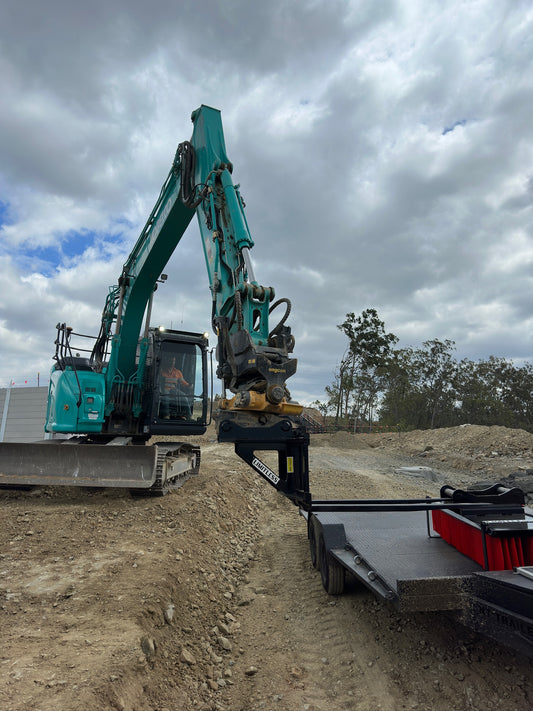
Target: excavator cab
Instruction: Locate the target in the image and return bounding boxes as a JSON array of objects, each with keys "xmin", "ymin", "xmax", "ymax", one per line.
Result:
[
  {"xmin": 44, "ymin": 325, "xmax": 209, "ymax": 440},
  {"xmin": 147, "ymin": 329, "xmax": 209, "ymax": 436}
]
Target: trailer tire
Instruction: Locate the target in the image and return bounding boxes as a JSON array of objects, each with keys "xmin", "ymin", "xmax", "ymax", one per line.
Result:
[
  {"xmin": 319, "ymin": 535, "xmax": 345, "ymax": 595},
  {"xmin": 308, "ymin": 517, "xmax": 319, "ymax": 569}
]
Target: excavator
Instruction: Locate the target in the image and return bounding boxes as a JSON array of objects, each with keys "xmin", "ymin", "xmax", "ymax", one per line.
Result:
[
  {"xmin": 0, "ymin": 105, "xmax": 310, "ymax": 503},
  {"xmin": 1, "ymin": 106, "xmax": 532, "ymax": 659}
]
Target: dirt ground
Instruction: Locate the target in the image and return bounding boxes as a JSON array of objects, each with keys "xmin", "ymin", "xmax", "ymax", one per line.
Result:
[{"xmin": 1, "ymin": 424, "xmax": 533, "ymax": 710}]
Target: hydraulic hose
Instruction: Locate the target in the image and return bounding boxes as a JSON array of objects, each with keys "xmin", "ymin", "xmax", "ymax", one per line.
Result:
[
  {"xmin": 269, "ymin": 297, "xmax": 292, "ymax": 338},
  {"xmin": 176, "ymin": 141, "xmax": 203, "ymax": 208}
]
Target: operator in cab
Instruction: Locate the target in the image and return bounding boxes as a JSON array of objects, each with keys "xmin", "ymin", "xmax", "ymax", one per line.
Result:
[{"xmin": 160, "ymin": 355, "xmax": 192, "ymax": 419}]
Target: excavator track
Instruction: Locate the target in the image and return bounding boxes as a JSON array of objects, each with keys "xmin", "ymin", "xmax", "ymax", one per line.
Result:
[{"xmin": 131, "ymin": 442, "xmax": 201, "ymax": 496}]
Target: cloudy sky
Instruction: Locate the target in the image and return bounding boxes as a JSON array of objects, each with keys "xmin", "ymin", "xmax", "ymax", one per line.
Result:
[{"xmin": 1, "ymin": 0, "xmax": 533, "ymax": 405}]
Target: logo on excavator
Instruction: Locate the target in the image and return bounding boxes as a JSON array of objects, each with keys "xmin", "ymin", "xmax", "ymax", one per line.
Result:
[{"xmin": 252, "ymin": 457, "xmax": 279, "ymax": 485}]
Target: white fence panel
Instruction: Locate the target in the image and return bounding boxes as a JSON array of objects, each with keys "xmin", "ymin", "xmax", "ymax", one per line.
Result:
[{"xmin": 0, "ymin": 387, "xmax": 49, "ymax": 442}]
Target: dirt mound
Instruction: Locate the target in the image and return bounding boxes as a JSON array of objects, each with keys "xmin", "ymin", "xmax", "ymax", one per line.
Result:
[
  {"xmin": 313, "ymin": 424, "xmax": 533, "ymax": 458},
  {"xmin": 311, "ymin": 430, "xmax": 372, "ymax": 450},
  {"xmin": 311, "ymin": 425, "xmax": 533, "ymax": 485},
  {"xmin": 367, "ymin": 424, "xmax": 533, "ymax": 458}
]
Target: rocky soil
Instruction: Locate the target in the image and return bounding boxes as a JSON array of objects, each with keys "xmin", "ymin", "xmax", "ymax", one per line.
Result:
[{"xmin": 1, "ymin": 424, "xmax": 532, "ymax": 710}]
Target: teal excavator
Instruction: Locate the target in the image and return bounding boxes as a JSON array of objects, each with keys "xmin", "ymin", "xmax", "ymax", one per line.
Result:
[{"xmin": 0, "ymin": 106, "xmax": 310, "ymax": 503}]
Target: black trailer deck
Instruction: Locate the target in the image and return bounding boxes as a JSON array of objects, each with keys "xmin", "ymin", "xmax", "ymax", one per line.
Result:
[
  {"xmin": 305, "ymin": 496, "xmax": 533, "ymax": 658},
  {"xmin": 322, "ymin": 509, "xmax": 479, "ymax": 611}
]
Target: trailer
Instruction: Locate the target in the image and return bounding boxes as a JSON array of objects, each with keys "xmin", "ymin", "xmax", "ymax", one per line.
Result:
[{"xmin": 304, "ymin": 484, "xmax": 533, "ymax": 659}]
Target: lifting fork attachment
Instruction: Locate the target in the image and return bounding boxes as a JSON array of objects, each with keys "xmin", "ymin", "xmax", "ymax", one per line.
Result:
[{"xmin": 216, "ymin": 411, "xmax": 311, "ymax": 510}]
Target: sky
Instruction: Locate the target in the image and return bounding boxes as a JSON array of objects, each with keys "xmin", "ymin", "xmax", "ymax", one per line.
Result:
[{"xmin": 1, "ymin": 0, "xmax": 533, "ymax": 405}]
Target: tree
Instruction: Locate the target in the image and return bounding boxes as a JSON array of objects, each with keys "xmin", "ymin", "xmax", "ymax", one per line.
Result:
[
  {"xmin": 324, "ymin": 361, "xmax": 349, "ymax": 426},
  {"xmin": 378, "ymin": 347, "xmax": 423, "ymax": 429},
  {"xmin": 336, "ymin": 309, "xmax": 398, "ymax": 429},
  {"xmin": 379, "ymin": 341, "xmax": 457, "ymax": 430},
  {"xmin": 453, "ymin": 357, "xmax": 533, "ymax": 430},
  {"xmin": 310, "ymin": 399, "xmax": 332, "ymax": 425},
  {"xmin": 326, "ymin": 311, "xmax": 533, "ymax": 433},
  {"xmin": 380, "ymin": 347, "xmax": 533, "ymax": 432},
  {"xmin": 495, "ymin": 360, "xmax": 533, "ymax": 428},
  {"xmin": 414, "ymin": 339, "xmax": 457, "ymax": 429},
  {"xmin": 453, "ymin": 357, "xmax": 510, "ymax": 426}
]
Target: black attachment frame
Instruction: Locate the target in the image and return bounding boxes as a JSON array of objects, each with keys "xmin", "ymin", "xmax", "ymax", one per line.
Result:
[{"xmin": 217, "ymin": 414, "xmax": 311, "ymax": 509}]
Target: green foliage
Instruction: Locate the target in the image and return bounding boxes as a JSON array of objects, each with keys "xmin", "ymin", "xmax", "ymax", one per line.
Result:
[
  {"xmin": 338, "ymin": 309, "xmax": 398, "ymax": 371},
  {"xmin": 328, "ymin": 309, "xmax": 398, "ymax": 427},
  {"xmin": 379, "ymin": 346, "xmax": 533, "ymax": 432},
  {"xmin": 379, "ymin": 340, "xmax": 458, "ymax": 430},
  {"xmin": 310, "ymin": 399, "xmax": 332, "ymax": 424},
  {"xmin": 319, "ymin": 309, "xmax": 533, "ymax": 432}
]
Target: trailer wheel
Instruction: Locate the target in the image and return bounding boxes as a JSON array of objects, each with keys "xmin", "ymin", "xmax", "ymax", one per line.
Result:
[
  {"xmin": 319, "ymin": 535, "xmax": 345, "ymax": 595},
  {"xmin": 308, "ymin": 518, "xmax": 319, "ymax": 569}
]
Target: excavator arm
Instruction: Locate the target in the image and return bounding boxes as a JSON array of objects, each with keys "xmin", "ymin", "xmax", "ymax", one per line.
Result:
[
  {"xmin": 186, "ymin": 106, "xmax": 310, "ymax": 507},
  {"xmin": 188, "ymin": 106, "xmax": 300, "ymax": 413}
]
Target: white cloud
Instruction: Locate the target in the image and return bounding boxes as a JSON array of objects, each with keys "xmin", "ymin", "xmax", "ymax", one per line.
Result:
[{"xmin": 1, "ymin": 1, "xmax": 533, "ymax": 404}]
